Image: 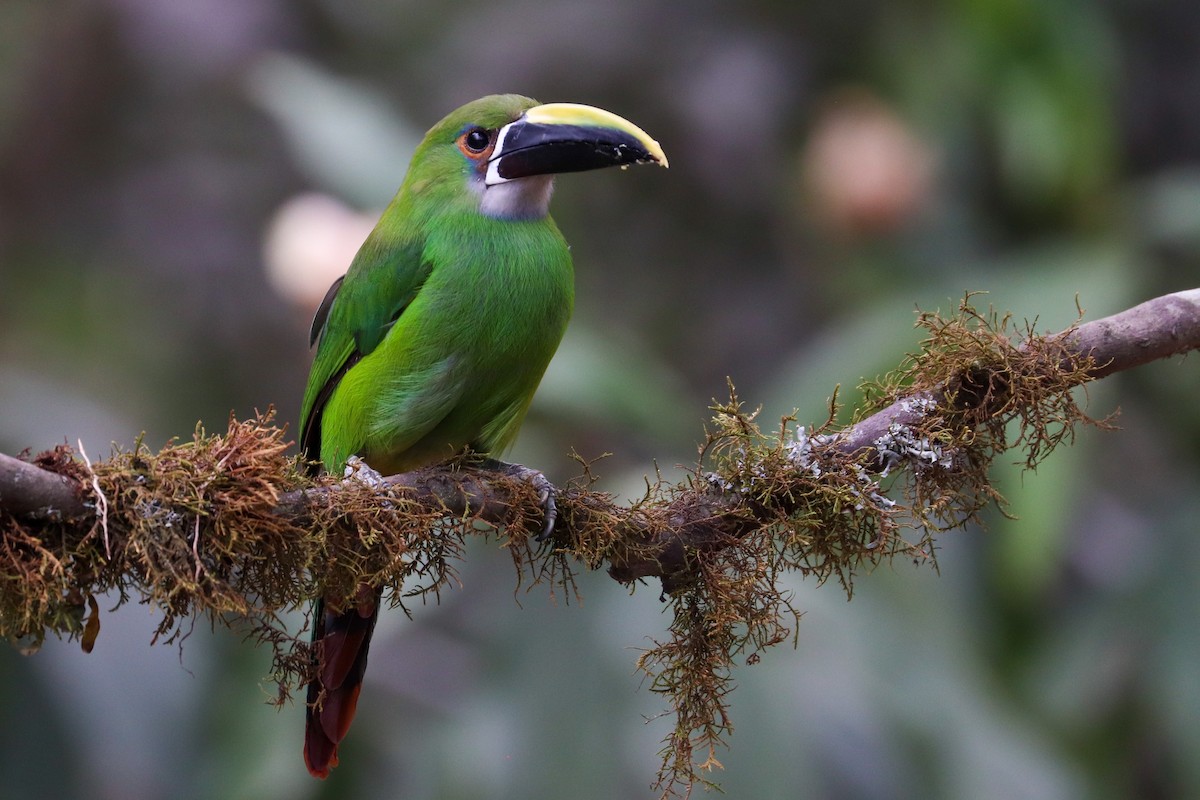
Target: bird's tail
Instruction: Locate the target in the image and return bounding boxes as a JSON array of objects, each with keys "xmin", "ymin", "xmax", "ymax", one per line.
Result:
[{"xmin": 304, "ymin": 585, "xmax": 381, "ymax": 778}]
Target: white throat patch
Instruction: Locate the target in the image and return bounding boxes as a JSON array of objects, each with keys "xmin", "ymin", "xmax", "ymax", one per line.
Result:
[{"xmin": 479, "ymin": 175, "xmax": 555, "ymax": 220}]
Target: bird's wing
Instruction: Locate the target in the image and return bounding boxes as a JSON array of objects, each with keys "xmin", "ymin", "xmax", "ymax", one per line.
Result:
[{"xmin": 299, "ymin": 237, "xmax": 430, "ymax": 470}]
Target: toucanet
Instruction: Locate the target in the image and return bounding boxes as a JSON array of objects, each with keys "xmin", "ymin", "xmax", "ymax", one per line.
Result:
[{"xmin": 299, "ymin": 93, "xmax": 667, "ymax": 777}]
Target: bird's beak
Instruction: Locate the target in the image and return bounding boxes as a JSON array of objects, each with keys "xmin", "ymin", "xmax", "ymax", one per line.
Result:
[{"xmin": 485, "ymin": 103, "xmax": 668, "ymax": 185}]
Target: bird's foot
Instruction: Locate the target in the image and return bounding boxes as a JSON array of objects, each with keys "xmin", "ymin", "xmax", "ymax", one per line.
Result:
[
  {"xmin": 475, "ymin": 458, "xmax": 558, "ymax": 542},
  {"xmin": 343, "ymin": 455, "xmax": 385, "ymax": 487}
]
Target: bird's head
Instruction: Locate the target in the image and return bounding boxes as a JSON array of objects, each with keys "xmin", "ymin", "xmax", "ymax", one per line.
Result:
[{"xmin": 406, "ymin": 94, "xmax": 667, "ymax": 220}]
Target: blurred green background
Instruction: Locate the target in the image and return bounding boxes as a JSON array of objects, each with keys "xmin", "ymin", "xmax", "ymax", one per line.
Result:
[{"xmin": 3, "ymin": 1, "xmax": 1200, "ymax": 798}]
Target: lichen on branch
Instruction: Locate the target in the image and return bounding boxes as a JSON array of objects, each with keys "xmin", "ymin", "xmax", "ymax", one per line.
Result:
[
  {"xmin": 616, "ymin": 296, "xmax": 1113, "ymax": 798},
  {"xmin": 0, "ymin": 413, "xmax": 562, "ymax": 698},
  {"xmin": 2, "ymin": 290, "xmax": 1198, "ymax": 799}
]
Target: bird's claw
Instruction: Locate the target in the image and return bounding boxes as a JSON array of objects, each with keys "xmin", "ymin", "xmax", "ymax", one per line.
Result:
[
  {"xmin": 506, "ymin": 464, "xmax": 558, "ymax": 542},
  {"xmin": 477, "ymin": 458, "xmax": 558, "ymax": 542},
  {"xmin": 525, "ymin": 469, "xmax": 558, "ymax": 543},
  {"xmin": 344, "ymin": 455, "xmax": 385, "ymax": 487}
]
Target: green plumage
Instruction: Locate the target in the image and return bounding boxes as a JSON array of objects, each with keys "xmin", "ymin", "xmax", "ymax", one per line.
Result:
[
  {"xmin": 300, "ymin": 95, "xmax": 572, "ymax": 475},
  {"xmin": 299, "ymin": 93, "xmax": 665, "ymax": 779}
]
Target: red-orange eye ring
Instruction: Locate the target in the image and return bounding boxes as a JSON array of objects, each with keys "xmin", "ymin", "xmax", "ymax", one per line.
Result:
[{"xmin": 457, "ymin": 127, "xmax": 494, "ymax": 159}]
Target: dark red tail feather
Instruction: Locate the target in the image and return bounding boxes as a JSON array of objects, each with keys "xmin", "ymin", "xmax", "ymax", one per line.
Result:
[{"xmin": 304, "ymin": 587, "xmax": 381, "ymax": 778}]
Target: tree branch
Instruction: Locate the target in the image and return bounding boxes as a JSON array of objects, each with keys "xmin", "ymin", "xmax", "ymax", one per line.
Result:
[
  {"xmin": 3, "ymin": 288, "xmax": 1198, "ymax": 798},
  {"xmin": 0, "ymin": 452, "xmax": 87, "ymax": 519},
  {"xmin": 5, "ymin": 289, "xmax": 1200, "ymax": 583},
  {"xmin": 834, "ymin": 288, "xmax": 1200, "ymax": 456}
]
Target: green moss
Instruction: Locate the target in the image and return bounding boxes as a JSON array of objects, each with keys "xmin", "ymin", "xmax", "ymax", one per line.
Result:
[{"xmin": 0, "ymin": 297, "xmax": 1114, "ymax": 798}]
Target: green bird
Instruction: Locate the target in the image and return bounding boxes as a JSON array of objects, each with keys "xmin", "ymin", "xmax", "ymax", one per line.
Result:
[{"xmin": 299, "ymin": 93, "xmax": 667, "ymax": 778}]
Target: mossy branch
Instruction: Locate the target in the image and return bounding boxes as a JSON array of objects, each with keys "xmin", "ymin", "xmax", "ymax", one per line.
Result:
[{"xmin": 2, "ymin": 288, "xmax": 1199, "ymax": 798}]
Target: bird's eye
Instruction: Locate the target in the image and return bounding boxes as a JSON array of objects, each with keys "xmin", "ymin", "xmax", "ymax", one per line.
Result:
[{"xmin": 462, "ymin": 128, "xmax": 490, "ymax": 154}]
